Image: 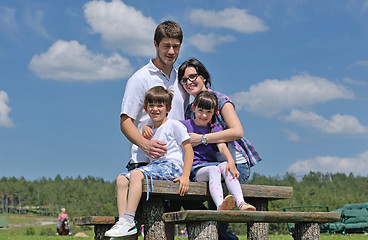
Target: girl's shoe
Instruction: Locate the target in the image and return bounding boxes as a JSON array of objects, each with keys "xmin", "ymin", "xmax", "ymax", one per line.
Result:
[
  {"xmin": 238, "ymin": 202, "xmax": 256, "ymax": 211},
  {"xmin": 218, "ymin": 195, "xmax": 235, "ymax": 210}
]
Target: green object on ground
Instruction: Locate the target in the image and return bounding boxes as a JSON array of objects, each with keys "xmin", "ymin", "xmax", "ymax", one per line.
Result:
[
  {"xmin": 320, "ymin": 202, "xmax": 368, "ymax": 234},
  {"xmin": 0, "ymin": 215, "xmax": 9, "ymax": 228}
]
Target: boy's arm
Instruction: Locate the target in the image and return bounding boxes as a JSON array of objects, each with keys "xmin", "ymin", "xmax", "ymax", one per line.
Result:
[
  {"xmin": 120, "ymin": 114, "xmax": 167, "ymax": 159},
  {"xmin": 217, "ymin": 142, "xmax": 239, "ymax": 179},
  {"xmin": 173, "ymin": 139, "xmax": 193, "ymax": 196}
]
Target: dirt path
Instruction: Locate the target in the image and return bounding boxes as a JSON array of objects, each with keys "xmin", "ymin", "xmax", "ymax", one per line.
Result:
[{"xmin": 7, "ymin": 216, "xmax": 58, "ymax": 228}]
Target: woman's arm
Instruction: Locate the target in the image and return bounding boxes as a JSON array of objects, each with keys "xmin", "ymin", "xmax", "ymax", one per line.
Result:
[
  {"xmin": 189, "ymin": 102, "xmax": 244, "ymax": 146},
  {"xmin": 217, "ymin": 142, "xmax": 239, "ymax": 179}
]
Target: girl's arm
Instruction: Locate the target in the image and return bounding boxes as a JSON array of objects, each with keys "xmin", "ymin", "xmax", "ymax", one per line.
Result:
[
  {"xmin": 173, "ymin": 139, "xmax": 194, "ymax": 196},
  {"xmin": 217, "ymin": 142, "xmax": 239, "ymax": 179},
  {"xmin": 189, "ymin": 102, "xmax": 244, "ymax": 146}
]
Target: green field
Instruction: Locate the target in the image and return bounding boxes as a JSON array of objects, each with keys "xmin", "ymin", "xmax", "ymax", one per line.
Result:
[{"xmin": 1, "ymin": 214, "xmax": 367, "ymax": 240}]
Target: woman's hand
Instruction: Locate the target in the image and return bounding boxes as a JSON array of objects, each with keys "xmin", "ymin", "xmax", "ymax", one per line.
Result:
[
  {"xmin": 226, "ymin": 161, "xmax": 239, "ymax": 179},
  {"xmin": 142, "ymin": 125, "xmax": 154, "ymax": 139},
  {"xmin": 173, "ymin": 176, "xmax": 190, "ymax": 196},
  {"xmin": 188, "ymin": 133, "xmax": 202, "ymax": 147}
]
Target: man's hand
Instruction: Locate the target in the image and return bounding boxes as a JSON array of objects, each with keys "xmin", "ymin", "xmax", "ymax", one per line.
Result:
[
  {"xmin": 173, "ymin": 176, "xmax": 189, "ymax": 196},
  {"xmin": 141, "ymin": 139, "xmax": 167, "ymax": 159}
]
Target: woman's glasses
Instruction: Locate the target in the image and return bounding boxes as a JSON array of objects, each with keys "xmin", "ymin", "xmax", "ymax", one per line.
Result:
[{"xmin": 180, "ymin": 74, "xmax": 199, "ymax": 84}]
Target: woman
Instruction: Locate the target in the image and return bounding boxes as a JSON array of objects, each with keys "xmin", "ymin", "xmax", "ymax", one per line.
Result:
[
  {"xmin": 178, "ymin": 58, "xmax": 261, "ymax": 183},
  {"xmin": 178, "ymin": 58, "xmax": 261, "ymax": 240}
]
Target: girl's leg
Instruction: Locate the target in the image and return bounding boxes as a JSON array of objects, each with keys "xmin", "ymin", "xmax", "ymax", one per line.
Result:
[
  {"xmin": 218, "ymin": 162, "xmax": 245, "ymax": 206},
  {"xmin": 196, "ymin": 166, "xmax": 225, "ymax": 208},
  {"xmin": 218, "ymin": 162, "xmax": 256, "ymax": 211},
  {"xmin": 116, "ymin": 175, "xmax": 130, "ymax": 216}
]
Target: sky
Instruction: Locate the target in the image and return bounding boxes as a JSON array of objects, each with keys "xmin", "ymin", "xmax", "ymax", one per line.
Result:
[{"xmin": 1, "ymin": 0, "xmax": 367, "ymax": 182}]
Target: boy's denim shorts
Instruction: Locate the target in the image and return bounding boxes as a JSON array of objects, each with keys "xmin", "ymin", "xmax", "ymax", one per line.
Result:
[{"xmin": 122, "ymin": 160, "xmax": 182, "ymax": 180}]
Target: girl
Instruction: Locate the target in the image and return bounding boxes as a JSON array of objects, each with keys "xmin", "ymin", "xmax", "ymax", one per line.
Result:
[{"xmin": 180, "ymin": 91, "xmax": 256, "ymax": 211}]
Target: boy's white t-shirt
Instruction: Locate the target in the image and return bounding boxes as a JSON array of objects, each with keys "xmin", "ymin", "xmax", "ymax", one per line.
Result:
[{"xmin": 136, "ymin": 119, "xmax": 190, "ymax": 168}]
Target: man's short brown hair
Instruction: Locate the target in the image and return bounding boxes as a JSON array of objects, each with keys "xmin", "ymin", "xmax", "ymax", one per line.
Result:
[{"xmin": 154, "ymin": 20, "xmax": 183, "ymax": 45}]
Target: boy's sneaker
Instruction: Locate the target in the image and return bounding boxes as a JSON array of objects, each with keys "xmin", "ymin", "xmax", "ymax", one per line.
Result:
[{"xmin": 104, "ymin": 219, "xmax": 137, "ymax": 238}]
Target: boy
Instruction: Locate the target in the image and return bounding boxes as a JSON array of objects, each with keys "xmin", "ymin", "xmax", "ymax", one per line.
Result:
[{"xmin": 105, "ymin": 86, "xmax": 194, "ymax": 239}]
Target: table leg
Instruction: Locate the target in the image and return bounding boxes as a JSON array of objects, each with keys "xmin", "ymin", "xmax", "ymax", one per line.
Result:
[
  {"xmin": 293, "ymin": 223, "xmax": 319, "ymax": 240},
  {"xmin": 142, "ymin": 197, "xmax": 166, "ymax": 240},
  {"xmin": 246, "ymin": 198, "xmax": 269, "ymax": 240}
]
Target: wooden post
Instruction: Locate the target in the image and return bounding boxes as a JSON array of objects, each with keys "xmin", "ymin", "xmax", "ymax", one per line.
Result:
[
  {"xmin": 293, "ymin": 223, "xmax": 320, "ymax": 240},
  {"xmin": 142, "ymin": 197, "xmax": 166, "ymax": 240},
  {"xmin": 187, "ymin": 221, "xmax": 218, "ymax": 240},
  {"xmin": 94, "ymin": 224, "xmax": 113, "ymax": 240},
  {"xmin": 246, "ymin": 198, "xmax": 269, "ymax": 240}
]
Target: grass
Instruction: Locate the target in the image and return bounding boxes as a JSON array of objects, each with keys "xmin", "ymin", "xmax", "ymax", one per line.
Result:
[{"xmin": 1, "ymin": 214, "xmax": 367, "ymax": 239}]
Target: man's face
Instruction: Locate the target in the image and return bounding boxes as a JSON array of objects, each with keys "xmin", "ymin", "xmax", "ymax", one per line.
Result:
[{"xmin": 155, "ymin": 38, "xmax": 181, "ymax": 67}]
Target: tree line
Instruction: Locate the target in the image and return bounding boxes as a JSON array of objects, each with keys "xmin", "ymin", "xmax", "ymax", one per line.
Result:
[{"xmin": 1, "ymin": 172, "xmax": 367, "ymax": 234}]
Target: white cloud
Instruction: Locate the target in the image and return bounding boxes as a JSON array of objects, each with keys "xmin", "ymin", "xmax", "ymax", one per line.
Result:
[
  {"xmin": 188, "ymin": 8, "xmax": 268, "ymax": 33},
  {"xmin": 23, "ymin": 8, "xmax": 50, "ymax": 39},
  {"xmin": 354, "ymin": 60, "xmax": 368, "ymax": 69},
  {"xmin": 0, "ymin": 7, "xmax": 19, "ymax": 39},
  {"xmin": 285, "ymin": 110, "xmax": 368, "ymax": 134},
  {"xmin": 288, "ymin": 152, "xmax": 368, "ymax": 176},
  {"xmin": 343, "ymin": 77, "xmax": 367, "ymax": 86},
  {"xmin": 29, "ymin": 40, "xmax": 134, "ymax": 82},
  {"xmin": 0, "ymin": 91, "xmax": 15, "ymax": 128},
  {"xmin": 187, "ymin": 33, "xmax": 235, "ymax": 52},
  {"xmin": 83, "ymin": 0, "xmax": 156, "ymax": 57},
  {"xmin": 232, "ymin": 73, "xmax": 354, "ymax": 117},
  {"xmin": 283, "ymin": 128, "xmax": 301, "ymax": 142}
]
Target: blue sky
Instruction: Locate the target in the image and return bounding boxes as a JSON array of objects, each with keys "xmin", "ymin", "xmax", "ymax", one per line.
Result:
[{"xmin": 1, "ymin": 0, "xmax": 367, "ymax": 182}]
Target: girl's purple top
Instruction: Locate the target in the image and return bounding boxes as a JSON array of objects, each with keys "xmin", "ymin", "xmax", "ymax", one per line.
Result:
[
  {"xmin": 180, "ymin": 119, "xmax": 221, "ymax": 166},
  {"xmin": 185, "ymin": 89, "xmax": 262, "ymax": 167}
]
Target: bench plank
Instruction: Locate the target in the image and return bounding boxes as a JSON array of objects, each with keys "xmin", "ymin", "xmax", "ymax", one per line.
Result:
[
  {"xmin": 73, "ymin": 216, "xmax": 117, "ymax": 225},
  {"xmin": 142, "ymin": 180, "xmax": 293, "ymax": 200},
  {"xmin": 163, "ymin": 210, "xmax": 341, "ymax": 224}
]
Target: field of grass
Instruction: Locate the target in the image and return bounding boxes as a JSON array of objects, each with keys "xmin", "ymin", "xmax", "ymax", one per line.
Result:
[{"xmin": 1, "ymin": 214, "xmax": 367, "ymax": 239}]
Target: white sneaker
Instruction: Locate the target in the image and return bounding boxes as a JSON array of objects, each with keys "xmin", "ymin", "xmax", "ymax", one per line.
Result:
[{"xmin": 104, "ymin": 219, "xmax": 137, "ymax": 238}]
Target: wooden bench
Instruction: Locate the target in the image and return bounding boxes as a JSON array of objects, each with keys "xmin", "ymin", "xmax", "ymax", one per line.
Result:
[
  {"xmin": 163, "ymin": 210, "xmax": 342, "ymax": 240},
  {"xmin": 73, "ymin": 179, "xmax": 293, "ymax": 240}
]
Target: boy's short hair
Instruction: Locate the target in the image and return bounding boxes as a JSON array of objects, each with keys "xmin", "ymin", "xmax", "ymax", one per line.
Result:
[
  {"xmin": 154, "ymin": 20, "xmax": 183, "ymax": 45},
  {"xmin": 144, "ymin": 86, "xmax": 173, "ymax": 110}
]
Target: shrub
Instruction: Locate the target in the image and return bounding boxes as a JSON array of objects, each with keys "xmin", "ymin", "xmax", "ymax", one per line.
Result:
[{"xmin": 26, "ymin": 226, "xmax": 36, "ymax": 235}]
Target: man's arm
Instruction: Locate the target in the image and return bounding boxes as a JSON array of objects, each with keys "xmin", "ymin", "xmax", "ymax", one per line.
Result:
[{"xmin": 120, "ymin": 114, "xmax": 167, "ymax": 159}]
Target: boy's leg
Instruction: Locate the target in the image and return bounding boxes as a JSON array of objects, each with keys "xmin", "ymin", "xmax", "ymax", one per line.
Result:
[
  {"xmin": 116, "ymin": 174, "xmax": 130, "ymax": 216},
  {"xmin": 105, "ymin": 174, "xmax": 137, "ymax": 238},
  {"xmin": 125, "ymin": 169, "xmax": 144, "ymax": 213}
]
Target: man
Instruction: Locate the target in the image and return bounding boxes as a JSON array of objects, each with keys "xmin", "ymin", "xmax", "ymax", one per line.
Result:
[
  {"xmin": 118, "ymin": 20, "xmax": 188, "ymax": 240},
  {"xmin": 120, "ymin": 20, "xmax": 188, "ymax": 167}
]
